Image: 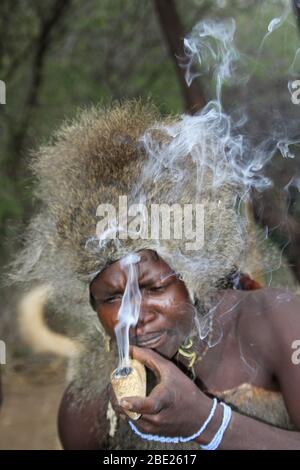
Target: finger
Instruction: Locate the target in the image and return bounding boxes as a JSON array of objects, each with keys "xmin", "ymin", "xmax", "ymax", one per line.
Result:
[
  {"xmin": 121, "ymin": 396, "xmax": 161, "ymax": 415},
  {"xmin": 108, "ymin": 384, "xmax": 128, "ymax": 418},
  {"xmin": 129, "ymin": 346, "xmax": 170, "ymax": 379},
  {"xmin": 120, "ymin": 383, "xmax": 168, "ymax": 415},
  {"xmin": 108, "ymin": 383, "xmax": 119, "ymax": 407}
]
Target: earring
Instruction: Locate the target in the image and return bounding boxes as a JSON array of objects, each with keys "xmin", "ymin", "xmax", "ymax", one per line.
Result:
[
  {"xmin": 177, "ymin": 337, "xmax": 197, "ymax": 369},
  {"xmin": 100, "ymin": 329, "xmax": 111, "ymax": 353},
  {"xmin": 104, "ymin": 335, "xmax": 111, "ymax": 353}
]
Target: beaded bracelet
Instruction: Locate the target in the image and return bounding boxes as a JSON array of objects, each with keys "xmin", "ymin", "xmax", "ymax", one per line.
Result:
[
  {"xmin": 128, "ymin": 397, "xmax": 218, "ymax": 444},
  {"xmin": 200, "ymin": 402, "xmax": 232, "ymax": 450}
]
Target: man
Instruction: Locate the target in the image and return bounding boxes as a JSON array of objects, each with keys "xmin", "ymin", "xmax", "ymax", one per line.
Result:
[{"xmin": 10, "ymin": 101, "xmax": 300, "ymax": 449}]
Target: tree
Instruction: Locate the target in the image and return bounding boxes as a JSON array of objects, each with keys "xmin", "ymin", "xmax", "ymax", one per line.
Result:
[{"xmin": 153, "ymin": 0, "xmax": 206, "ymax": 113}]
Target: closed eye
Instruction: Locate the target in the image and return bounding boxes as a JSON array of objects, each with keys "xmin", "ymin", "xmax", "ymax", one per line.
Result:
[
  {"xmin": 147, "ymin": 285, "xmax": 166, "ymax": 293},
  {"xmin": 92, "ymin": 294, "xmax": 122, "ymax": 306},
  {"xmin": 105, "ymin": 295, "xmax": 122, "ymax": 304}
]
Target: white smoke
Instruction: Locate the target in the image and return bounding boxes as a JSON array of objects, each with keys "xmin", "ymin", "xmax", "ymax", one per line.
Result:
[
  {"xmin": 114, "ymin": 252, "xmax": 141, "ymax": 373},
  {"xmin": 96, "ymin": 3, "xmax": 300, "ymax": 366},
  {"xmin": 134, "ymin": 4, "xmax": 300, "ymax": 354},
  {"xmin": 183, "ymin": 18, "xmax": 238, "ymax": 101}
]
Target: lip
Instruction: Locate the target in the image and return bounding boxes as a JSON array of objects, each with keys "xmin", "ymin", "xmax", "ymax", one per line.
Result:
[{"xmin": 135, "ymin": 331, "xmax": 167, "ymax": 348}]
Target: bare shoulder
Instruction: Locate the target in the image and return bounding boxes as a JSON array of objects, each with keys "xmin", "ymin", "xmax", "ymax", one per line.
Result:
[
  {"xmin": 258, "ymin": 287, "xmax": 300, "ymax": 332},
  {"xmin": 58, "ymin": 383, "xmax": 110, "ymax": 450},
  {"xmin": 233, "ymin": 287, "xmax": 300, "ymax": 426},
  {"xmin": 237, "ymin": 287, "xmax": 300, "ymax": 370},
  {"xmin": 255, "ymin": 288, "xmax": 300, "ymax": 426}
]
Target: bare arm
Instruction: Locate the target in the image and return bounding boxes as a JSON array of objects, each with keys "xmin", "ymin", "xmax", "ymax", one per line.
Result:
[
  {"xmin": 193, "ymin": 404, "xmax": 300, "ymax": 450},
  {"xmin": 58, "ymin": 383, "xmax": 110, "ymax": 450},
  {"xmin": 266, "ymin": 289, "xmax": 300, "ymax": 429}
]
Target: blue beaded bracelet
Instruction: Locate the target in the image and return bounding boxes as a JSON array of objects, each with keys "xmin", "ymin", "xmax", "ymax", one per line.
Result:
[{"xmin": 129, "ymin": 397, "xmax": 218, "ymax": 444}]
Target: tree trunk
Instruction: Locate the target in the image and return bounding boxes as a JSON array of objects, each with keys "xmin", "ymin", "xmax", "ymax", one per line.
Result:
[{"xmin": 153, "ymin": 0, "xmax": 206, "ymax": 114}]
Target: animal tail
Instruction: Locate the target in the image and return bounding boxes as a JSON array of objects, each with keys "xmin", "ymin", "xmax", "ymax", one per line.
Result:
[{"xmin": 18, "ymin": 285, "xmax": 79, "ymax": 358}]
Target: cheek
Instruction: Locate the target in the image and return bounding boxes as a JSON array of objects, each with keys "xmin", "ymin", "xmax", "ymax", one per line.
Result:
[
  {"xmin": 162, "ymin": 286, "xmax": 194, "ymax": 329},
  {"xmin": 97, "ymin": 305, "xmax": 119, "ymax": 336}
]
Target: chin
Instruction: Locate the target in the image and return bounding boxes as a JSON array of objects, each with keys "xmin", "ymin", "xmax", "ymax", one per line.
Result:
[{"xmin": 153, "ymin": 332, "xmax": 180, "ymax": 360}]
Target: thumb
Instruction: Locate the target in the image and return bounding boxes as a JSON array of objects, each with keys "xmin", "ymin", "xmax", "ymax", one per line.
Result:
[{"xmin": 121, "ymin": 382, "xmax": 169, "ymax": 415}]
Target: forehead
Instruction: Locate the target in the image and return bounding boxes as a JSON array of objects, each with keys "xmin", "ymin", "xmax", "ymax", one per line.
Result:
[{"xmin": 91, "ymin": 249, "xmax": 170, "ymax": 288}]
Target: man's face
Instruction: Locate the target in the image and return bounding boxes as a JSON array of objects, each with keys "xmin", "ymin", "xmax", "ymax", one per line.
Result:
[{"xmin": 89, "ymin": 249, "xmax": 194, "ymax": 359}]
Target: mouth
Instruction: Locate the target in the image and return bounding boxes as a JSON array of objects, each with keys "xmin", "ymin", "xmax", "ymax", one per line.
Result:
[{"xmin": 132, "ymin": 331, "xmax": 167, "ymax": 348}]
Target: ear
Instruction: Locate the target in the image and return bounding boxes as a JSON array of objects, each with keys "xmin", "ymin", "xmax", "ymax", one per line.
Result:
[{"xmin": 89, "ymin": 289, "xmax": 97, "ymax": 311}]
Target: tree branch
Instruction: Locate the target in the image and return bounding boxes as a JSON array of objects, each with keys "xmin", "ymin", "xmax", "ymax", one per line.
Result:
[{"xmin": 8, "ymin": 0, "xmax": 72, "ymax": 179}]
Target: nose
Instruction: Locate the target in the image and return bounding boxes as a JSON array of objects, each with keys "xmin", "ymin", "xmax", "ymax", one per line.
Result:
[{"xmin": 130, "ymin": 298, "xmax": 157, "ymax": 337}]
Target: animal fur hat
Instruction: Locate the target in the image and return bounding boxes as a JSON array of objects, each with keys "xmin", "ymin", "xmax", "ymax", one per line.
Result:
[{"xmin": 11, "ymin": 100, "xmax": 252, "ymax": 400}]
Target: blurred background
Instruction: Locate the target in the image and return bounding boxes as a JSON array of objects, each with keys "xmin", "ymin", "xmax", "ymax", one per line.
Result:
[{"xmin": 1, "ymin": 0, "xmax": 300, "ymax": 449}]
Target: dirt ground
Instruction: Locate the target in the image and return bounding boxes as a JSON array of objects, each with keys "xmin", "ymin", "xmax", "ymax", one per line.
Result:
[{"xmin": 0, "ymin": 359, "xmax": 67, "ymax": 450}]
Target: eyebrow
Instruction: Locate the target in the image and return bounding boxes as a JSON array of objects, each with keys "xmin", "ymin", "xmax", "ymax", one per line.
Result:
[
  {"xmin": 90, "ymin": 268, "xmax": 177, "ymax": 308},
  {"xmin": 90, "ymin": 287, "xmax": 123, "ymax": 309},
  {"xmin": 139, "ymin": 269, "xmax": 177, "ymax": 287},
  {"xmin": 91, "ymin": 284, "xmax": 123, "ymax": 300},
  {"xmin": 90, "ymin": 251, "xmax": 163, "ymax": 297}
]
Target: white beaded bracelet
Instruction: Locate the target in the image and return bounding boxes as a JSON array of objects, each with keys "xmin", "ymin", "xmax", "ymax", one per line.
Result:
[
  {"xmin": 200, "ymin": 402, "xmax": 232, "ymax": 450},
  {"xmin": 129, "ymin": 398, "xmax": 218, "ymax": 444}
]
